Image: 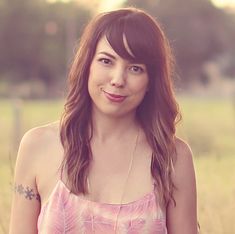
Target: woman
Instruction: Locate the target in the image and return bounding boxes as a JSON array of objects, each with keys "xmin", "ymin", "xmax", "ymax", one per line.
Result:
[{"xmin": 9, "ymin": 7, "xmax": 197, "ymax": 234}]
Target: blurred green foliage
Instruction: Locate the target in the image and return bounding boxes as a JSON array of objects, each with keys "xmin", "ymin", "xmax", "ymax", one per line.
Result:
[{"xmin": 0, "ymin": 0, "xmax": 91, "ymax": 97}]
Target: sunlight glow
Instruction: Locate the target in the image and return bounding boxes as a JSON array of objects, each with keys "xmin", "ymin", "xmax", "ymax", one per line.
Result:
[
  {"xmin": 212, "ymin": 0, "xmax": 235, "ymax": 8},
  {"xmin": 97, "ymin": 0, "xmax": 125, "ymax": 12},
  {"xmin": 47, "ymin": 0, "xmax": 71, "ymax": 3},
  {"xmin": 46, "ymin": 0, "xmax": 125, "ymax": 10}
]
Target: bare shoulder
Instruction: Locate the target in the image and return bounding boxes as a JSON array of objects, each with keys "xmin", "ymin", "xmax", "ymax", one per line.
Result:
[
  {"xmin": 166, "ymin": 138, "xmax": 198, "ymax": 233},
  {"xmin": 10, "ymin": 122, "xmax": 62, "ymax": 234},
  {"xmin": 15, "ymin": 121, "xmax": 62, "ymax": 182},
  {"xmin": 20, "ymin": 121, "xmax": 61, "ymax": 154},
  {"xmin": 174, "ymin": 137, "xmax": 194, "ymax": 165},
  {"xmin": 175, "ymin": 137, "xmax": 193, "ymax": 159},
  {"xmin": 20, "ymin": 121, "xmax": 60, "ymax": 147},
  {"xmin": 173, "ymin": 136, "xmax": 196, "ymax": 186}
]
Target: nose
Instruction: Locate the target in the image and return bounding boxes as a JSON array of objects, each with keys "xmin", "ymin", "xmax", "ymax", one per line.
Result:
[{"xmin": 110, "ymin": 66, "xmax": 126, "ymax": 88}]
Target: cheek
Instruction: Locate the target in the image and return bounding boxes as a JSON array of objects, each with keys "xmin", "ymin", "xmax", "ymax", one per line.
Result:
[
  {"xmin": 88, "ymin": 77, "xmax": 103, "ymax": 98},
  {"xmin": 88, "ymin": 77, "xmax": 98, "ymax": 99},
  {"xmin": 88, "ymin": 72, "xmax": 105, "ymax": 100},
  {"xmin": 88, "ymin": 64, "xmax": 99, "ymax": 93},
  {"xmin": 88, "ymin": 73, "xmax": 96, "ymax": 98},
  {"xmin": 88, "ymin": 63, "xmax": 107, "ymax": 88},
  {"xmin": 131, "ymin": 77, "xmax": 149, "ymax": 95}
]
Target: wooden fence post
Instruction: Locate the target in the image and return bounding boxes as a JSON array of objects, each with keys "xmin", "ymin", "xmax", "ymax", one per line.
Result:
[{"xmin": 12, "ymin": 98, "xmax": 23, "ymax": 154}]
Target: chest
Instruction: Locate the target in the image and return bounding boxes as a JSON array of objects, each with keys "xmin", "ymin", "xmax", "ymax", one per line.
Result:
[{"xmin": 86, "ymin": 142, "xmax": 154, "ymax": 204}]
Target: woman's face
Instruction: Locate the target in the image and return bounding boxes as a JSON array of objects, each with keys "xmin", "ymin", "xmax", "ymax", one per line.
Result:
[{"xmin": 88, "ymin": 36, "xmax": 149, "ymax": 118}]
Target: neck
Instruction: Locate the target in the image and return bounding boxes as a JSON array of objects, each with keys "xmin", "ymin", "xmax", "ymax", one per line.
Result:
[{"xmin": 91, "ymin": 109, "xmax": 139, "ymax": 142}]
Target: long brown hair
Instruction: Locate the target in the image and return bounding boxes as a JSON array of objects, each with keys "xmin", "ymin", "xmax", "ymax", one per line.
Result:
[{"xmin": 60, "ymin": 7, "xmax": 181, "ymax": 206}]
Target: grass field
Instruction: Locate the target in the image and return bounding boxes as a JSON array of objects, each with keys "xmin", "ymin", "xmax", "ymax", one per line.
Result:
[{"xmin": 1, "ymin": 96, "xmax": 235, "ymax": 234}]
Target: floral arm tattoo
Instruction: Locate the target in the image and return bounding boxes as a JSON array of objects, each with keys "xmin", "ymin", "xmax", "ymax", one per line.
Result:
[{"xmin": 14, "ymin": 184, "xmax": 41, "ymax": 202}]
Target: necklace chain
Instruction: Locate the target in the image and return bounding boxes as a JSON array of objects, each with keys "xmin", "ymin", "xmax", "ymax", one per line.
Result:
[
  {"xmin": 88, "ymin": 128, "xmax": 140, "ymax": 234},
  {"xmin": 113, "ymin": 128, "xmax": 139, "ymax": 233}
]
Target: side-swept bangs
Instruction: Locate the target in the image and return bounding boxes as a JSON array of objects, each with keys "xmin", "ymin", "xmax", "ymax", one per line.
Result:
[{"xmin": 95, "ymin": 9, "xmax": 167, "ymax": 89}]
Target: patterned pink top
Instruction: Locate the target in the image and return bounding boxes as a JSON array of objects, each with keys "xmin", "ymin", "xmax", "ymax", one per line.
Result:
[{"xmin": 38, "ymin": 180, "xmax": 167, "ymax": 233}]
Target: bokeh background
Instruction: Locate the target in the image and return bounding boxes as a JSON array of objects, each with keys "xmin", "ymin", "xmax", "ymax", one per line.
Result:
[{"xmin": 1, "ymin": 0, "xmax": 235, "ymax": 233}]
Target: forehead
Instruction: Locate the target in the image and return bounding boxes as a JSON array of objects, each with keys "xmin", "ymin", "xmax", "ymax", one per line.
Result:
[
  {"xmin": 95, "ymin": 36, "xmax": 115, "ymax": 54},
  {"xmin": 95, "ymin": 35, "xmax": 136, "ymax": 61}
]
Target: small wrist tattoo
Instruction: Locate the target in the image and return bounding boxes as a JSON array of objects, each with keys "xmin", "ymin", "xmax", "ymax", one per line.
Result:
[{"xmin": 14, "ymin": 184, "xmax": 41, "ymax": 202}]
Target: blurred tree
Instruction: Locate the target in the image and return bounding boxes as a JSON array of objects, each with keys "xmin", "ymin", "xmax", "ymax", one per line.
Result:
[
  {"xmin": 0, "ymin": 0, "xmax": 46, "ymax": 80},
  {"xmin": 0, "ymin": 0, "xmax": 91, "ymax": 94},
  {"xmin": 125, "ymin": 0, "xmax": 235, "ymax": 85}
]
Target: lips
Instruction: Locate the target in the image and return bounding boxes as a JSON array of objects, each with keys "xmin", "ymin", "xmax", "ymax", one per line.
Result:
[{"xmin": 102, "ymin": 89, "xmax": 127, "ymax": 103}]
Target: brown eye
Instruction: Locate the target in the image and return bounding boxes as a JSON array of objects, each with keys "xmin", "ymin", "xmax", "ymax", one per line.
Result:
[
  {"xmin": 98, "ymin": 58, "xmax": 112, "ymax": 65},
  {"xmin": 129, "ymin": 65, "xmax": 144, "ymax": 74}
]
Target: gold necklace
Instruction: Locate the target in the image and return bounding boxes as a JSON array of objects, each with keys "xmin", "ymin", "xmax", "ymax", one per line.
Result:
[{"xmin": 88, "ymin": 128, "xmax": 140, "ymax": 234}]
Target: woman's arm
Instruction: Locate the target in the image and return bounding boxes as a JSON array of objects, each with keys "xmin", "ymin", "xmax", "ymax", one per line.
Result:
[
  {"xmin": 9, "ymin": 129, "xmax": 42, "ymax": 234},
  {"xmin": 166, "ymin": 138, "xmax": 198, "ymax": 234}
]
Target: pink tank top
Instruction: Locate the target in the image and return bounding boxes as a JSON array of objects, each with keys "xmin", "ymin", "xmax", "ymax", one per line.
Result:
[{"xmin": 38, "ymin": 180, "xmax": 167, "ymax": 233}]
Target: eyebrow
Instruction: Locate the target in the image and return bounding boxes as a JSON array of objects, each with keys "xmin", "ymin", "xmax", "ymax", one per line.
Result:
[
  {"xmin": 97, "ymin": 51, "xmax": 143, "ymax": 65},
  {"xmin": 97, "ymin": 52, "xmax": 116, "ymax": 60}
]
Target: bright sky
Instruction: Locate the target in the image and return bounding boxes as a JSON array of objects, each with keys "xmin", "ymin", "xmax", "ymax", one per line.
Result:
[{"xmin": 46, "ymin": 0, "xmax": 235, "ymax": 10}]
